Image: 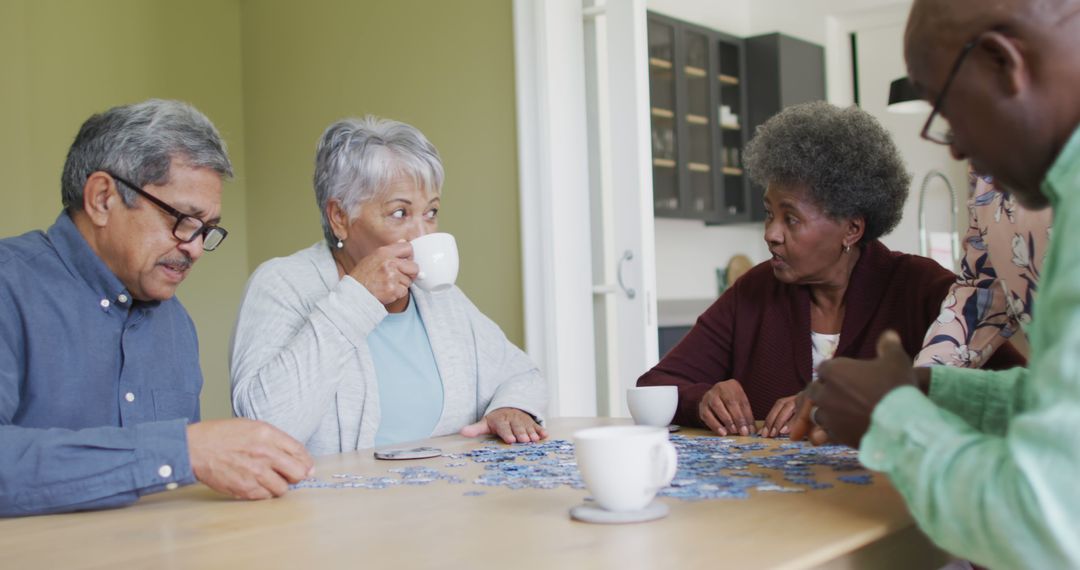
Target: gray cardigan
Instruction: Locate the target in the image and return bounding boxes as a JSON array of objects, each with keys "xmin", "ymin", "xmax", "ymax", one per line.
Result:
[{"xmin": 230, "ymin": 242, "xmax": 547, "ymax": 455}]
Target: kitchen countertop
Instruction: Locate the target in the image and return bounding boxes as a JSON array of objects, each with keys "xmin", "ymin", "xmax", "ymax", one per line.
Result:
[{"xmin": 657, "ymin": 298, "xmax": 716, "ymax": 327}]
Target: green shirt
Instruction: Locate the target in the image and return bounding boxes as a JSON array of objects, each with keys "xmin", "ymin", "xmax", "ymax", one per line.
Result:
[{"xmin": 861, "ymin": 125, "xmax": 1080, "ymax": 569}]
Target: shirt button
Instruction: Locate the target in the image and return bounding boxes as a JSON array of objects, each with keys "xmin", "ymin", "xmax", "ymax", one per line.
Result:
[
  {"xmin": 166, "ymin": 482, "xmax": 179, "ymax": 491},
  {"xmin": 118, "ymin": 294, "xmax": 129, "ymax": 304},
  {"xmin": 124, "ymin": 392, "xmax": 135, "ymax": 403},
  {"xmin": 158, "ymin": 465, "xmax": 173, "ymax": 479},
  {"xmin": 100, "ymin": 299, "xmax": 110, "ymax": 309}
]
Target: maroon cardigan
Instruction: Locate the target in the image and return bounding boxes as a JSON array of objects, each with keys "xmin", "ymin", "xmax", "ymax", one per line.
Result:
[{"xmin": 638, "ymin": 240, "xmax": 1025, "ymax": 427}]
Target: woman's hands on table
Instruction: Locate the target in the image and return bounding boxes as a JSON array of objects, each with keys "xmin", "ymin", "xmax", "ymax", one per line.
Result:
[
  {"xmin": 699, "ymin": 379, "xmax": 754, "ymax": 436},
  {"xmin": 460, "ymin": 407, "xmax": 548, "ymax": 444},
  {"xmin": 759, "ymin": 394, "xmax": 799, "ymax": 437}
]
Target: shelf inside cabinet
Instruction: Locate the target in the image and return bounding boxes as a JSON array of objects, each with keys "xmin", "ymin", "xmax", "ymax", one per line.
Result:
[
  {"xmin": 684, "ymin": 65, "xmax": 707, "ymax": 78},
  {"xmin": 649, "ymin": 57, "xmax": 673, "ymax": 69},
  {"xmin": 653, "ymin": 158, "xmax": 676, "ymax": 168},
  {"xmin": 648, "ymin": 11, "xmax": 754, "ymax": 224}
]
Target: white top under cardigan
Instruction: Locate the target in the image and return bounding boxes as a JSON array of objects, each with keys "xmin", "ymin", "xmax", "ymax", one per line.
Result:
[{"xmin": 229, "ymin": 242, "xmax": 548, "ymax": 455}]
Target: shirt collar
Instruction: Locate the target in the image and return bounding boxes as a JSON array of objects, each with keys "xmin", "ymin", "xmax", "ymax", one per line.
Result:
[
  {"xmin": 382, "ymin": 292, "xmax": 418, "ymax": 322},
  {"xmin": 47, "ymin": 211, "xmax": 137, "ymax": 310},
  {"xmin": 1041, "ymin": 124, "xmax": 1080, "ymax": 208}
]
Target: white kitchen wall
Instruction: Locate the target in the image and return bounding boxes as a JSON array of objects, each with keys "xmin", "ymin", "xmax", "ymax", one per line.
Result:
[
  {"xmin": 748, "ymin": 0, "xmax": 909, "ymax": 44},
  {"xmin": 653, "ymin": 217, "xmax": 770, "ymax": 300},
  {"xmin": 649, "ymin": 0, "xmax": 964, "ymax": 302},
  {"xmin": 851, "ymin": 20, "xmax": 967, "ymax": 260},
  {"xmin": 646, "ymin": 0, "xmax": 750, "ymax": 35}
]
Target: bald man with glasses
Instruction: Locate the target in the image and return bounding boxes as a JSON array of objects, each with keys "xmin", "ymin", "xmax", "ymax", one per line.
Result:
[{"xmin": 791, "ymin": 0, "xmax": 1080, "ymax": 567}]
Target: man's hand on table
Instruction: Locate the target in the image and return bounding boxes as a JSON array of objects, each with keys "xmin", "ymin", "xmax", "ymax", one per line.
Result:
[
  {"xmin": 187, "ymin": 418, "xmax": 314, "ymax": 500},
  {"xmin": 699, "ymin": 379, "xmax": 755, "ymax": 436},
  {"xmin": 460, "ymin": 407, "xmax": 548, "ymax": 444},
  {"xmin": 790, "ymin": 331, "xmax": 920, "ymax": 447}
]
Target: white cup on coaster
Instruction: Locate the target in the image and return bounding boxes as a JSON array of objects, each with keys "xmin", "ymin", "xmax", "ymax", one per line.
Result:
[
  {"xmin": 574, "ymin": 425, "xmax": 677, "ymax": 512},
  {"xmin": 410, "ymin": 232, "xmax": 459, "ymax": 292},
  {"xmin": 627, "ymin": 386, "xmax": 678, "ymax": 427}
]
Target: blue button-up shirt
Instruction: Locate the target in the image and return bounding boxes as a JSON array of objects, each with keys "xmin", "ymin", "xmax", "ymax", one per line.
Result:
[{"xmin": 0, "ymin": 212, "xmax": 200, "ymax": 516}]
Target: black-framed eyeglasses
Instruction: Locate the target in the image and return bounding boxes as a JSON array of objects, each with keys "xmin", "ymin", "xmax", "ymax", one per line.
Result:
[
  {"xmin": 920, "ymin": 38, "xmax": 978, "ymax": 145},
  {"xmin": 105, "ymin": 172, "xmax": 228, "ymax": 251}
]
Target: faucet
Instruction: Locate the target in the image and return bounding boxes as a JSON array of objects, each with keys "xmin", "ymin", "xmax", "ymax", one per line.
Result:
[{"xmin": 917, "ymin": 169, "xmax": 961, "ymax": 271}]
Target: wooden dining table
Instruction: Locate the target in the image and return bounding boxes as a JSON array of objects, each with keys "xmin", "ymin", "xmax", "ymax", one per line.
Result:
[{"xmin": 1, "ymin": 417, "xmax": 948, "ymax": 569}]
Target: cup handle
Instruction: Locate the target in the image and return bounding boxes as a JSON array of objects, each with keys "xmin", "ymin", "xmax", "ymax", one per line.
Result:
[{"xmin": 652, "ymin": 441, "xmax": 678, "ymax": 488}]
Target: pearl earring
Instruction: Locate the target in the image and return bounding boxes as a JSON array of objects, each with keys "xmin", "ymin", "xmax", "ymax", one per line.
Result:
[
  {"xmin": 336, "ymin": 238, "xmax": 344, "ymax": 249},
  {"xmin": 843, "ymin": 244, "xmax": 851, "ymax": 253}
]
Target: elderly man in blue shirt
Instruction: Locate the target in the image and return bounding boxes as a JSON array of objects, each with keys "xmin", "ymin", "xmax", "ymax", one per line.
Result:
[{"xmin": 0, "ymin": 99, "xmax": 313, "ymax": 516}]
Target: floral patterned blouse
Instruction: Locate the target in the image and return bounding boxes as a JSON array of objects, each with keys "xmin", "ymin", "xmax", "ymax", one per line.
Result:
[{"xmin": 915, "ymin": 171, "xmax": 1053, "ymax": 367}]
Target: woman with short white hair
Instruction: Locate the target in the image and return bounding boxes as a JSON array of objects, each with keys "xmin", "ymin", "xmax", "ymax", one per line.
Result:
[{"xmin": 230, "ymin": 116, "xmax": 547, "ymax": 454}]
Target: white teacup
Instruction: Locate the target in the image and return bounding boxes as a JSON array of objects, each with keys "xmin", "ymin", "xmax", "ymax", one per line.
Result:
[
  {"xmin": 410, "ymin": 232, "xmax": 459, "ymax": 292},
  {"xmin": 574, "ymin": 425, "xmax": 677, "ymax": 512},
  {"xmin": 627, "ymin": 386, "xmax": 678, "ymax": 427}
]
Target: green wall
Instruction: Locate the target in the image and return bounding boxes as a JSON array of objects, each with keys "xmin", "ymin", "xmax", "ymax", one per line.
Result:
[
  {"xmin": 239, "ymin": 0, "xmax": 524, "ymax": 344},
  {"xmin": 0, "ymin": 0, "xmax": 250, "ymax": 421},
  {"xmin": 0, "ymin": 0, "xmax": 523, "ymax": 420}
]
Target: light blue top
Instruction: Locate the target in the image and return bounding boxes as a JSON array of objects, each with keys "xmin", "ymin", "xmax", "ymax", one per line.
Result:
[{"xmin": 370, "ymin": 295, "xmax": 444, "ymax": 446}]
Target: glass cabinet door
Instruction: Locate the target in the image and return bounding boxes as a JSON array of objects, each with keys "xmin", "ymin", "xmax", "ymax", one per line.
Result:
[
  {"xmin": 717, "ymin": 40, "xmax": 745, "ymax": 218},
  {"xmin": 648, "ymin": 19, "xmax": 678, "ymax": 212},
  {"xmin": 682, "ymin": 29, "xmax": 713, "ymax": 215},
  {"xmin": 647, "ymin": 13, "xmax": 752, "ymax": 223}
]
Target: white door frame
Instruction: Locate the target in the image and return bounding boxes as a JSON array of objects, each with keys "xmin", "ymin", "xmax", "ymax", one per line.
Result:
[
  {"xmin": 513, "ymin": 0, "xmax": 658, "ymax": 418},
  {"xmin": 582, "ymin": 0, "xmax": 659, "ymax": 417},
  {"xmin": 513, "ymin": 0, "xmax": 599, "ymax": 417}
]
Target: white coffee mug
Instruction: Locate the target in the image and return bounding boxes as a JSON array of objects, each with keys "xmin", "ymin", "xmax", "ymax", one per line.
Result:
[
  {"xmin": 627, "ymin": 386, "xmax": 678, "ymax": 427},
  {"xmin": 574, "ymin": 425, "xmax": 678, "ymax": 512},
  {"xmin": 410, "ymin": 232, "xmax": 459, "ymax": 292}
]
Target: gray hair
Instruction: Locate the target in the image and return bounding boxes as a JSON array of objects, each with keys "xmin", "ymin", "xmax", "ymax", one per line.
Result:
[
  {"xmin": 744, "ymin": 101, "xmax": 910, "ymax": 243},
  {"xmin": 313, "ymin": 116, "xmax": 445, "ymax": 246},
  {"xmin": 61, "ymin": 99, "xmax": 233, "ymax": 210}
]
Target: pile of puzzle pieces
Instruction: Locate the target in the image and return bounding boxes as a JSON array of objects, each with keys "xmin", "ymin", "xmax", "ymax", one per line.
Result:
[{"xmin": 292, "ymin": 433, "xmax": 873, "ymax": 501}]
